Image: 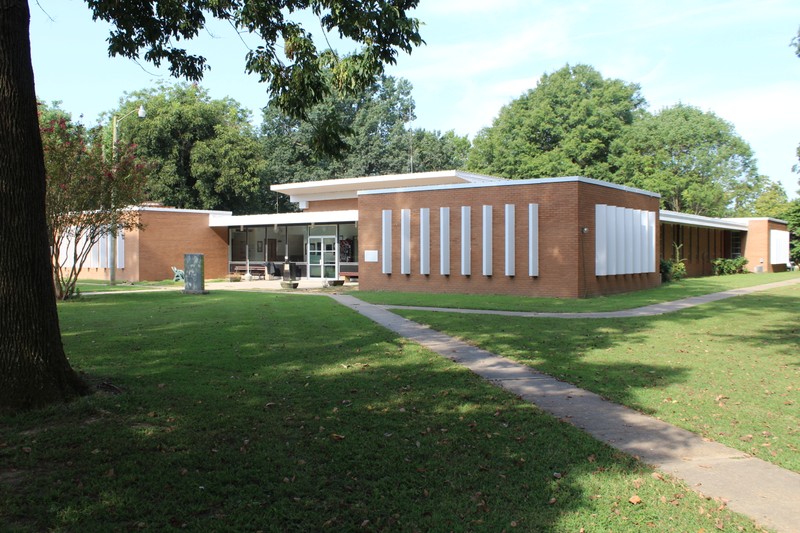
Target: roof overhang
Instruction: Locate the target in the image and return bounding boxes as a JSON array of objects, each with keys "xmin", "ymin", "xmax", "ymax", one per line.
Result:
[
  {"xmin": 660, "ymin": 210, "xmax": 749, "ymax": 231},
  {"xmin": 270, "ymin": 170, "xmax": 505, "ymax": 204},
  {"xmin": 209, "ymin": 210, "xmax": 358, "ymax": 228}
]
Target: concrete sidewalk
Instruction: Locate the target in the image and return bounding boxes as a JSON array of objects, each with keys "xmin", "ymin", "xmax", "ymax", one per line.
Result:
[{"xmin": 331, "ymin": 289, "xmax": 800, "ymax": 533}]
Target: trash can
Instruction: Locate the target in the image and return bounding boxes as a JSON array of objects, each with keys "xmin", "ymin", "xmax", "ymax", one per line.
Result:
[{"xmin": 282, "ymin": 262, "xmax": 296, "ymax": 281}]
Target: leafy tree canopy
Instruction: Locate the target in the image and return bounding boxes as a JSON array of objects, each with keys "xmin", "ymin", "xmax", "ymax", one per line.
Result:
[
  {"xmin": 261, "ymin": 74, "xmax": 469, "ymax": 190},
  {"xmin": 609, "ymin": 104, "xmax": 762, "ymax": 217},
  {"xmin": 467, "ymin": 64, "xmax": 645, "ymax": 181},
  {"xmin": 115, "ymin": 83, "xmax": 268, "ymax": 213},
  {"xmin": 85, "ymin": 0, "xmax": 423, "ymax": 124}
]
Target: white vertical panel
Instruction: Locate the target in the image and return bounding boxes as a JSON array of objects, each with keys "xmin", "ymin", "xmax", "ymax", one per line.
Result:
[
  {"xmin": 639, "ymin": 211, "xmax": 649, "ymax": 274},
  {"xmin": 505, "ymin": 204, "xmax": 515, "ymax": 277},
  {"xmin": 648, "ymin": 211, "xmax": 656, "ymax": 272},
  {"xmin": 381, "ymin": 210, "xmax": 392, "ymax": 274},
  {"xmin": 606, "ymin": 206, "xmax": 617, "ymax": 275},
  {"xmin": 99, "ymin": 234, "xmax": 108, "ymax": 268},
  {"xmin": 595, "ymin": 204, "xmax": 607, "ymax": 276},
  {"xmin": 482, "ymin": 205, "xmax": 492, "ymax": 276},
  {"xmin": 419, "ymin": 208, "xmax": 430, "ymax": 275},
  {"xmin": 440, "ymin": 207, "xmax": 450, "ymax": 275},
  {"xmin": 461, "ymin": 206, "xmax": 471, "ymax": 276},
  {"xmin": 91, "ymin": 235, "xmax": 100, "ymax": 268},
  {"xmin": 624, "ymin": 208, "xmax": 635, "ymax": 274},
  {"xmin": 770, "ymin": 229, "xmax": 790, "ymax": 264},
  {"xmin": 401, "ymin": 209, "xmax": 411, "ymax": 274},
  {"xmin": 632, "ymin": 210, "xmax": 642, "ymax": 274},
  {"xmin": 528, "ymin": 203, "xmax": 539, "ymax": 277},
  {"xmin": 615, "ymin": 208, "xmax": 625, "ymax": 275},
  {"xmin": 117, "ymin": 230, "xmax": 125, "ymax": 269}
]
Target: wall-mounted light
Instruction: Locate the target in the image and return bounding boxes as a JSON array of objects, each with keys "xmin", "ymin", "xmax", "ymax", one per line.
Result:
[{"xmin": 581, "ymin": 227, "xmax": 590, "ymax": 234}]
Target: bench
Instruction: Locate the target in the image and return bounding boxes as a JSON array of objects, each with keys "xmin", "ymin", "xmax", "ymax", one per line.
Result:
[
  {"xmin": 340, "ymin": 271, "xmax": 359, "ymax": 282},
  {"xmin": 232, "ymin": 265, "xmax": 266, "ymax": 279}
]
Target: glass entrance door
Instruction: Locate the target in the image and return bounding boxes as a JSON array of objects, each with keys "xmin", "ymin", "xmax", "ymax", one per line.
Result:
[{"xmin": 308, "ymin": 236, "xmax": 337, "ymax": 279}]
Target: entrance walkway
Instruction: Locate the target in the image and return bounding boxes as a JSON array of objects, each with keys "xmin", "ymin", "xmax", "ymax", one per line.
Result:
[{"xmin": 330, "ymin": 280, "xmax": 800, "ymax": 533}]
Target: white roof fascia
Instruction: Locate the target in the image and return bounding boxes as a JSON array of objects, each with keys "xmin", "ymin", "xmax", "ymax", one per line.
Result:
[
  {"xmin": 271, "ymin": 170, "xmax": 507, "ymax": 200},
  {"xmin": 288, "ymin": 190, "xmax": 358, "ymax": 203},
  {"xmin": 358, "ymin": 176, "xmax": 660, "ymax": 199},
  {"xmin": 209, "ymin": 210, "xmax": 358, "ymax": 228},
  {"xmin": 725, "ymin": 217, "xmax": 789, "ymax": 225},
  {"xmin": 132, "ymin": 206, "xmax": 232, "ymax": 216},
  {"xmin": 660, "ymin": 210, "xmax": 749, "ymax": 231}
]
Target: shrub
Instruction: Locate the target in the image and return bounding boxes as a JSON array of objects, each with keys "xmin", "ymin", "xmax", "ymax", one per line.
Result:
[
  {"xmin": 712, "ymin": 257, "xmax": 749, "ymax": 276},
  {"xmin": 661, "ymin": 244, "xmax": 687, "ymax": 282}
]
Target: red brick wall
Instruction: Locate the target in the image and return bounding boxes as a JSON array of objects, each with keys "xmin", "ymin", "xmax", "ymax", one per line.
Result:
[
  {"xmin": 137, "ymin": 210, "xmax": 229, "ymax": 281},
  {"xmin": 660, "ymin": 224, "xmax": 730, "ymax": 277},
  {"xmin": 357, "ymin": 180, "xmax": 660, "ymax": 298},
  {"xmin": 304, "ymin": 198, "xmax": 358, "ymax": 212},
  {"xmin": 743, "ymin": 219, "xmax": 790, "ymax": 273}
]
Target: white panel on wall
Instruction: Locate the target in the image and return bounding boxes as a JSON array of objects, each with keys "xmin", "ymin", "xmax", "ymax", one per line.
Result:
[
  {"xmin": 117, "ymin": 231, "xmax": 125, "ymax": 269},
  {"xmin": 632, "ymin": 210, "xmax": 642, "ymax": 274},
  {"xmin": 401, "ymin": 209, "xmax": 411, "ymax": 275},
  {"xmin": 595, "ymin": 204, "xmax": 607, "ymax": 276},
  {"xmin": 505, "ymin": 204, "xmax": 515, "ymax": 277},
  {"xmin": 528, "ymin": 203, "xmax": 539, "ymax": 277},
  {"xmin": 606, "ymin": 205, "xmax": 617, "ymax": 275},
  {"xmin": 99, "ymin": 234, "xmax": 108, "ymax": 268},
  {"xmin": 638, "ymin": 211, "xmax": 648, "ymax": 274},
  {"xmin": 364, "ymin": 250, "xmax": 379, "ymax": 262},
  {"xmin": 648, "ymin": 211, "xmax": 656, "ymax": 272},
  {"xmin": 615, "ymin": 208, "xmax": 625, "ymax": 275},
  {"xmin": 482, "ymin": 205, "xmax": 492, "ymax": 276},
  {"xmin": 461, "ymin": 206, "xmax": 471, "ymax": 276},
  {"xmin": 624, "ymin": 208, "xmax": 635, "ymax": 274},
  {"xmin": 770, "ymin": 229, "xmax": 790, "ymax": 264},
  {"xmin": 381, "ymin": 210, "xmax": 392, "ymax": 274},
  {"xmin": 420, "ymin": 208, "xmax": 430, "ymax": 275},
  {"xmin": 440, "ymin": 207, "xmax": 450, "ymax": 275}
]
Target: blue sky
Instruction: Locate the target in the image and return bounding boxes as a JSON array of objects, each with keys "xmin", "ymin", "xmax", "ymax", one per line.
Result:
[{"xmin": 30, "ymin": 0, "xmax": 800, "ymax": 199}]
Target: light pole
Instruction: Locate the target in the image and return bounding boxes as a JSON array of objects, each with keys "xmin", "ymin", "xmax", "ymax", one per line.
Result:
[{"xmin": 109, "ymin": 104, "xmax": 145, "ymax": 285}]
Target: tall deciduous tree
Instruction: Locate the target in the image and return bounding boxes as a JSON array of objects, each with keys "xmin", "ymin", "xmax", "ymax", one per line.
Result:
[
  {"xmin": 261, "ymin": 75, "xmax": 469, "ymax": 188},
  {"xmin": 0, "ymin": 0, "xmax": 422, "ymax": 411},
  {"xmin": 42, "ymin": 109, "xmax": 148, "ymax": 300},
  {"xmin": 467, "ymin": 64, "xmax": 645, "ymax": 181},
  {"xmin": 116, "ymin": 83, "xmax": 268, "ymax": 213},
  {"xmin": 609, "ymin": 104, "xmax": 761, "ymax": 216}
]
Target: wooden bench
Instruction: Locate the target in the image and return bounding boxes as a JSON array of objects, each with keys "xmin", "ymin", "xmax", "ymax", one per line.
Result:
[
  {"xmin": 232, "ymin": 265, "xmax": 266, "ymax": 279},
  {"xmin": 340, "ymin": 271, "xmax": 359, "ymax": 282}
]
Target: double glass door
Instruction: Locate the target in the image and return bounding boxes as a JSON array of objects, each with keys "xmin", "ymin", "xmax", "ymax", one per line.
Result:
[{"xmin": 308, "ymin": 236, "xmax": 337, "ymax": 279}]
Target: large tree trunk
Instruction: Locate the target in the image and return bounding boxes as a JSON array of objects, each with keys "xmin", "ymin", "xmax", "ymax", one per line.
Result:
[{"xmin": 0, "ymin": 0, "xmax": 88, "ymax": 411}]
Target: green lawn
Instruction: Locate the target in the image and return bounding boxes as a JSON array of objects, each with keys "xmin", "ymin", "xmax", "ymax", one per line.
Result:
[
  {"xmin": 393, "ymin": 283, "xmax": 800, "ymax": 473},
  {"xmin": 76, "ymin": 279, "xmax": 182, "ymax": 293},
  {"xmin": 356, "ymin": 271, "xmax": 800, "ymax": 313},
  {"xmin": 0, "ymin": 292, "xmax": 767, "ymax": 531}
]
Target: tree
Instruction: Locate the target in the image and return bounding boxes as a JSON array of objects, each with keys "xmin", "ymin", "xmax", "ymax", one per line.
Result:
[
  {"xmin": 752, "ymin": 180, "xmax": 789, "ymax": 218},
  {"xmin": 467, "ymin": 64, "xmax": 645, "ymax": 181},
  {"xmin": 117, "ymin": 83, "xmax": 268, "ymax": 213},
  {"xmin": 260, "ymin": 74, "xmax": 469, "ymax": 187},
  {"xmin": 42, "ymin": 108, "xmax": 148, "ymax": 300},
  {"xmin": 781, "ymin": 200, "xmax": 800, "ymax": 264},
  {"xmin": 609, "ymin": 104, "xmax": 761, "ymax": 216},
  {"xmin": 0, "ymin": 0, "xmax": 423, "ymax": 411}
]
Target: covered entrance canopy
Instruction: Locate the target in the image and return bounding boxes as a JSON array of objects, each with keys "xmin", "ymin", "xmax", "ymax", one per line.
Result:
[{"xmin": 209, "ymin": 210, "xmax": 358, "ymax": 280}]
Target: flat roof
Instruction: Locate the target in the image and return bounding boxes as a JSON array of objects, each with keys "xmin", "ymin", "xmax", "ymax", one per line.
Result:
[
  {"xmin": 209, "ymin": 210, "xmax": 358, "ymax": 227},
  {"xmin": 270, "ymin": 170, "xmax": 505, "ymax": 203},
  {"xmin": 358, "ymin": 175, "xmax": 661, "ymax": 199},
  {"xmin": 660, "ymin": 210, "xmax": 749, "ymax": 231}
]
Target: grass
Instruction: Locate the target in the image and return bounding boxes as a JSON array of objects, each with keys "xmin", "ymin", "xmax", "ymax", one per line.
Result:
[
  {"xmin": 76, "ymin": 279, "xmax": 182, "ymax": 293},
  {"xmin": 356, "ymin": 271, "xmax": 800, "ymax": 313},
  {"xmin": 0, "ymin": 292, "xmax": 768, "ymax": 532},
  {"xmin": 392, "ymin": 283, "xmax": 800, "ymax": 473}
]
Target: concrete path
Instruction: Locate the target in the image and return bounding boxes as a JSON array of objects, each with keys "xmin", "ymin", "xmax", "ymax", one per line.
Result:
[
  {"xmin": 380, "ymin": 277, "xmax": 800, "ymax": 319},
  {"xmin": 330, "ymin": 288, "xmax": 800, "ymax": 533}
]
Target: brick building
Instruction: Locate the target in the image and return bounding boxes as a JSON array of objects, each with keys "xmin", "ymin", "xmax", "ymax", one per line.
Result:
[{"xmin": 67, "ymin": 171, "xmax": 792, "ymax": 297}]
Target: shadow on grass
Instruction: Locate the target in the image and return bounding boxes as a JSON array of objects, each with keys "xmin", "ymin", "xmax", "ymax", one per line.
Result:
[{"xmin": 0, "ymin": 291, "xmax": 755, "ymax": 531}]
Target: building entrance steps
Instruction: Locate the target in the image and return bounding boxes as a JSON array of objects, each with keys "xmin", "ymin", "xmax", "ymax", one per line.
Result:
[{"xmin": 330, "ymin": 284, "xmax": 800, "ymax": 533}]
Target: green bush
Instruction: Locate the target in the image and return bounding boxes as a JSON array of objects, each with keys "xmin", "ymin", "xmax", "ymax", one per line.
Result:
[
  {"xmin": 711, "ymin": 257, "xmax": 749, "ymax": 276},
  {"xmin": 660, "ymin": 258, "xmax": 687, "ymax": 282}
]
